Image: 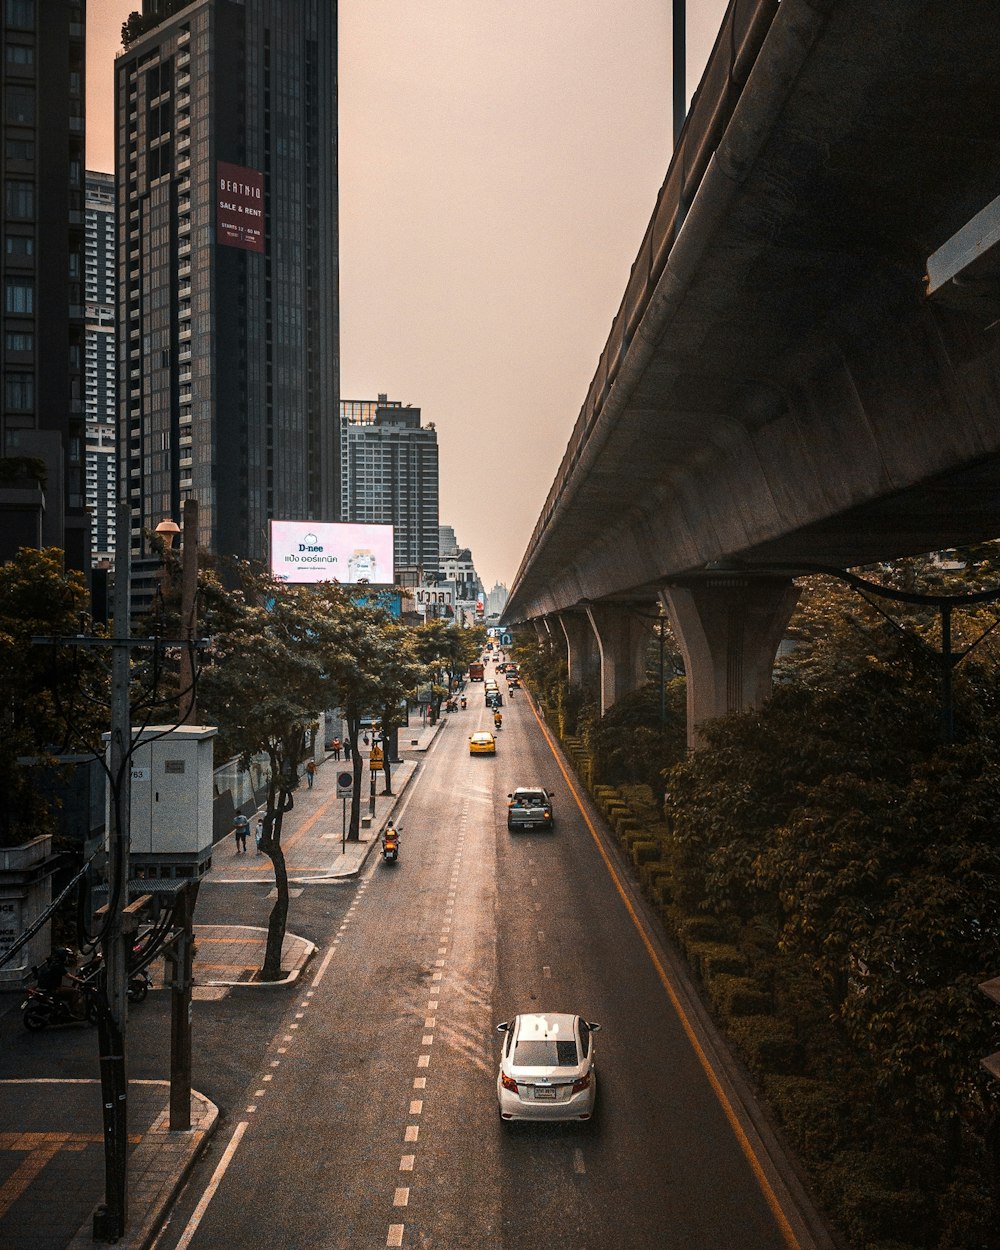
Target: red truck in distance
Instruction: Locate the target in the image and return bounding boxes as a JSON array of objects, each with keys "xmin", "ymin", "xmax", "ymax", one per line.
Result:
[{"xmin": 469, "ymin": 662, "xmax": 485, "ymax": 682}]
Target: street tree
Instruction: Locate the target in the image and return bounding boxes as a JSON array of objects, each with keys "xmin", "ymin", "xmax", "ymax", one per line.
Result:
[
  {"xmin": 199, "ymin": 567, "xmax": 325, "ymax": 981},
  {"xmin": 310, "ymin": 589, "xmax": 390, "ymax": 840},
  {"xmin": 0, "ymin": 548, "xmax": 107, "ymax": 848}
]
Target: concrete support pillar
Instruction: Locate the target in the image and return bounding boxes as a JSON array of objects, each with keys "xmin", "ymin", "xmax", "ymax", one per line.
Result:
[
  {"xmin": 584, "ymin": 603, "xmax": 652, "ymax": 716},
  {"xmin": 557, "ymin": 611, "xmax": 597, "ymax": 687},
  {"xmin": 532, "ymin": 618, "xmax": 548, "ymax": 646},
  {"xmin": 660, "ymin": 573, "xmax": 799, "ymax": 750}
]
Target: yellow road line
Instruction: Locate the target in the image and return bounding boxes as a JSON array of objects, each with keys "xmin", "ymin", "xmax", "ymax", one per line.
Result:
[{"xmin": 527, "ymin": 693, "xmax": 801, "ymax": 1250}]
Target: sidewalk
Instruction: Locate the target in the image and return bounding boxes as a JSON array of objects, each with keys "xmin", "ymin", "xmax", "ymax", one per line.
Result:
[{"xmin": 0, "ymin": 717, "xmax": 446, "ymax": 1250}]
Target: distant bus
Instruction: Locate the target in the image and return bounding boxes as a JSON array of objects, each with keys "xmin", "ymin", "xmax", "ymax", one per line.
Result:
[{"xmin": 469, "ymin": 662, "xmax": 485, "ymax": 681}]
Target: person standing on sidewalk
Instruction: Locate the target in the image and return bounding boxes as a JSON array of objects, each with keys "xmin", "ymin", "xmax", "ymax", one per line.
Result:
[
  {"xmin": 255, "ymin": 816, "xmax": 264, "ymax": 855},
  {"xmin": 331, "ymin": 737, "xmax": 342, "ymax": 760},
  {"xmin": 306, "ymin": 759, "xmax": 317, "ymax": 788},
  {"xmin": 233, "ymin": 812, "xmax": 250, "ymax": 854}
]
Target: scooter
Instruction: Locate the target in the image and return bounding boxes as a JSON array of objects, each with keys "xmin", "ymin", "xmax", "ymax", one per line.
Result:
[
  {"xmin": 21, "ymin": 978, "xmax": 98, "ymax": 1031},
  {"xmin": 460, "ymin": 696, "xmax": 467, "ymax": 710},
  {"xmin": 382, "ymin": 824, "xmax": 400, "ymax": 863}
]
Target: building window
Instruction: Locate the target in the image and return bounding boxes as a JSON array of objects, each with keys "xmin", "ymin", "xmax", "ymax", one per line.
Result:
[
  {"xmin": 5, "ymin": 277, "xmax": 33, "ymax": 314},
  {"xmin": 5, "ymin": 373, "xmax": 34, "ymax": 410},
  {"xmin": 5, "ymin": 181, "xmax": 33, "ymax": 218},
  {"xmin": 5, "ymin": 234, "xmax": 33, "ymax": 258},
  {"xmin": 5, "ymin": 85, "xmax": 34, "ymax": 124},
  {"xmin": 4, "ymin": 0, "xmax": 33, "ymax": 29},
  {"xmin": 5, "ymin": 43, "xmax": 32, "ymax": 64},
  {"xmin": 5, "ymin": 330, "xmax": 32, "ymax": 351},
  {"xmin": 5, "ymin": 138, "xmax": 33, "ymax": 160}
]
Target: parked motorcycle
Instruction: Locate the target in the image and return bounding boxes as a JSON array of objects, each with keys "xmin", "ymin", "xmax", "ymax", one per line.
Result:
[
  {"xmin": 382, "ymin": 824, "xmax": 400, "ymax": 863},
  {"xmin": 128, "ymin": 967, "xmax": 153, "ymax": 1002},
  {"xmin": 460, "ymin": 696, "xmax": 467, "ymax": 709},
  {"xmin": 21, "ymin": 979, "xmax": 98, "ymax": 1031}
]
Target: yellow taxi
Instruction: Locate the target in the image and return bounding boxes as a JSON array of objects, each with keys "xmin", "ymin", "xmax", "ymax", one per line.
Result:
[{"xmin": 469, "ymin": 732, "xmax": 497, "ymax": 756}]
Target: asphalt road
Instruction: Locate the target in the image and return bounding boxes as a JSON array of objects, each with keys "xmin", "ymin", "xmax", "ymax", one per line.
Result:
[{"xmin": 141, "ymin": 683, "xmax": 803, "ymax": 1250}]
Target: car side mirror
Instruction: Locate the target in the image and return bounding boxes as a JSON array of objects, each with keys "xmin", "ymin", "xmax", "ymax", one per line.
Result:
[
  {"xmin": 586, "ymin": 1021, "xmax": 601, "ymax": 1032},
  {"xmin": 507, "ymin": 793, "xmax": 513, "ymax": 798},
  {"xmin": 547, "ymin": 791, "xmax": 554, "ymax": 797},
  {"xmin": 495, "ymin": 1021, "xmax": 510, "ymax": 1033}
]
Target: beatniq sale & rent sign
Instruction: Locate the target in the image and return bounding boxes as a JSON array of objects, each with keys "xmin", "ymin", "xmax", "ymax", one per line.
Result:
[{"xmin": 217, "ymin": 162, "xmax": 264, "ymax": 253}]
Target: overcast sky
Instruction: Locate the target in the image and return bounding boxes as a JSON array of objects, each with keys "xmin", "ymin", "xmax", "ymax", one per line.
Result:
[{"xmin": 88, "ymin": 1, "xmax": 729, "ymax": 590}]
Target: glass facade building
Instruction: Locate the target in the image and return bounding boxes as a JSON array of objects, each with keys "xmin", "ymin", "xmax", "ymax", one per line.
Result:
[
  {"xmin": 341, "ymin": 395, "xmax": 440, "ymax": 578},
  {"xmin": 116, "ymin": 0, "xmax": 339, "ymax": 561},
  {"xmin": 84, "ymin": 170, "xmax": 116, "ymax": 565},
  {"xmin": 0, "ymin": 0, "xmax": 88, "ymax": 568}
]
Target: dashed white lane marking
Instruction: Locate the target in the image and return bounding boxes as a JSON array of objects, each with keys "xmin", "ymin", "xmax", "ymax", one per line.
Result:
[
  {"xmin": 254, "ymin": 1089, "xmax": 265, "ymax": 1097},
  {"xmin": 393, "ymin": 1188, "xmax": 410, "ymax": 1206},
  {"xmin": 534, "ymin": 902, "xmax": 542, "ymax": 912},
  {"xmin": 417, "ymin": 1054, "xmax": 430, "ymax": 1068},
  {"xmin": 311, "ymin": 945, "xmax": 337, "ymax": 987},
  {"xmin": 263, "ymin": 1074, "xmax": 273, "ymax": 1082},
  {"xmin": 413, "ymin": 1077, "xmax": 426, "ymax": 1089},
  {"xmin": 573, "ymin": 1148, "xmax": 587, "ymax": 1174},
  {"xmin": 400, "ymin": 1155, "xmax": 415, "ymax": 1171},
  {"xmin": 424, "ymin": 1017, "xmax": 435, "ymax": 1028},
  {"xmin": 410, "ymin": 1100, "xmax": 423, "ymax": 1115},
  {"xmin": 387, "ymin": 1224, "xmax": 404, "ymax": 1246},
  {"xmin": 543, "ymin": 966, "xmax": 551, "ymax": 978},
  {"xmin": 538, "ymin": 931, "xmax": 545, "ymax": 941},
  {"xmin": 405, "ymin": 1125, "xmax": 419, "ymax": 1142},
  {"xmin": 246, "ymin": 1104, "xmax": 257, "ymax": 1113},
  {"xmin": 531, "ymin": 878, "xmax": 538, "ymax": 887},
  {"xmin": 428, "ymin": 999, "xmax": 438, "ymax": 1009},
  {"xmin": 422, "ymin": 1035, "xmax": 434, "ymax": 1045}
]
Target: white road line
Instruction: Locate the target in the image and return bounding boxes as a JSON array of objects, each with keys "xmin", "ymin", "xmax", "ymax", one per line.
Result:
[
  {"xmin": 543, "ymin": 966, "xmax": 551, "ymax": 978},
  {"xmin": 537, "ymin": 931, "xmax": 545, "ymax": 941},
  {"xmin": 410, "ymin": 1100, "xmax": 423, "ymax": 1115},
  {"xmin": 311, "ymin": 945, "xmax": 337, "ymax": 987},
  {"xmin": 573, "ymin": 1148, "xmax": 586, "ymax": 1174},
  {"xmin": 404, "ymin": 1125, "xmax": 419, "ymax": 1142},
  {"xmin": 417, "ymin": 1054, "xmax": 430, "ymax": 1067},
  {"xmin": 422, "ymin": 1035, "xmax": 434, "ymax": 1045},
  {"xmin": 172, "ymin": 1121, "xmax": 248, "ymax": 1250},
  {"xmin": 424, "ymin": 1018, "xmax": 435, "ymax": 1028},
  {"xmin": 400, "ymin": 1155, "xmax": 415, "ymax": 1171},
  {"xmin": 394, "ymin": 1188, "xmax": 410, "ymax": 1206},
  {"xmin": 413, "ymin": 1077, "xmax": 427, "ymax": 1089},
  {"xmin": 387, "ymin": 1224, "xmax": 404, "ymax": 1246}
]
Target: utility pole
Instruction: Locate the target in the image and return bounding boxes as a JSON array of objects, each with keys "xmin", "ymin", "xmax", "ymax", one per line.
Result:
[
  {"xmin": 673, "ymin": 0, "xmax": 686, "ymax": 147},
  {"xmin": 94, "ymin": 499, "xmax": 132, "ymax": 1241},
  {"xmin": 178, "ymin": 497, "xmax": 199, "ymax": 725}
]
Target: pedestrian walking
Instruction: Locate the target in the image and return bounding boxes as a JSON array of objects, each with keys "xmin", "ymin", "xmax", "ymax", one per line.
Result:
[
  {"xmin": 255, "ymin": 816, "xmax": 264, "ymax": 855},
  {"xmin": 233, "ymin": 812, "xmax": 250, "ymax": 854},
  {"xmin": 331, "ymin": 737, "xmax": 342, "ymax": 760},
  {"xmin": 343, "ymin": 738, "xmax": 352, "ymax": 760},
  {"xmin": 306, "ymin": 759, "xmax": 317, "ymax": 789}
]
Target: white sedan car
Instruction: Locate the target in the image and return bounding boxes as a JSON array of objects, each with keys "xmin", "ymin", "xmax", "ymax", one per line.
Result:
[{"xmin": 496, "ymin": 1012, "xmax": 600, "ymax": 1122}]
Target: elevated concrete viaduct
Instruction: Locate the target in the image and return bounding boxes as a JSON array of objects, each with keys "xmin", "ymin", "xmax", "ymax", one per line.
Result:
[{"xmin": 503, "ymin": 0, "xmax": 1000, "ymax": 746}]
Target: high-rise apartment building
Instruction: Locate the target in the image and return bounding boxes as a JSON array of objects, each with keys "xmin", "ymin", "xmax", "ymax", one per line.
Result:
[
  {"xmin": 116, "ymin": 0, "xmax": 339, "ymax": 563},
  {"xmin": 0, "ymin": 0, "xmax": 88, "ymax": 568},
  {"xmin": 341, "ymin": 395, "xmax": 440, "ymax": 579},
  {"xmin": 84, "ymin": 170, "xmax": 116, "ymax": 565}
]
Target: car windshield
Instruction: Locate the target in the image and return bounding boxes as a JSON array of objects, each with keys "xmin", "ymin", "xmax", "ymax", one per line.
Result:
[
  {"xmin": 517, "ymin": 792, "xmax": 546, "ymax": 805},
  {"xmin": 513, "ymin": 1039, "xmax": 579, "ymax": 1067}
]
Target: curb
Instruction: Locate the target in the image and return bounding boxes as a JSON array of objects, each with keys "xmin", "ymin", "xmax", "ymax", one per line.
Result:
[
  {"xmin": 294, "ymin": 758, "xmax": 424, "ymax": 882},
  {"xmin": 194, "ymin": 925, "xmax": 317, "ymax": 989},
  {"xmin": 63, "ymin": 1081, "xmax": 218, "ymax": 1250}
]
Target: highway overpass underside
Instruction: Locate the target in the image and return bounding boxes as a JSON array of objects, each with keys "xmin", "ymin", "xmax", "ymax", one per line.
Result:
[{"xmin": 507, "ymin": 0, "xmax": 1000, "ymax": 746}]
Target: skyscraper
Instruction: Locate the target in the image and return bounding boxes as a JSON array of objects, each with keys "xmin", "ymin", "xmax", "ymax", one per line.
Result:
[
  {"xmin": 116, "ymin": 0, "xmax": 339, "ymax": 563},
  {"xmin": 341, "ymin": 395, "xmax": 440, "ymax": 579},
  {"xmin": 84, "ymin": 170, "xmax": 116, "ymax": 566},
  {"xmin": 0, "ymin": 0, "xmax": 88, "ymax": 568}
]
